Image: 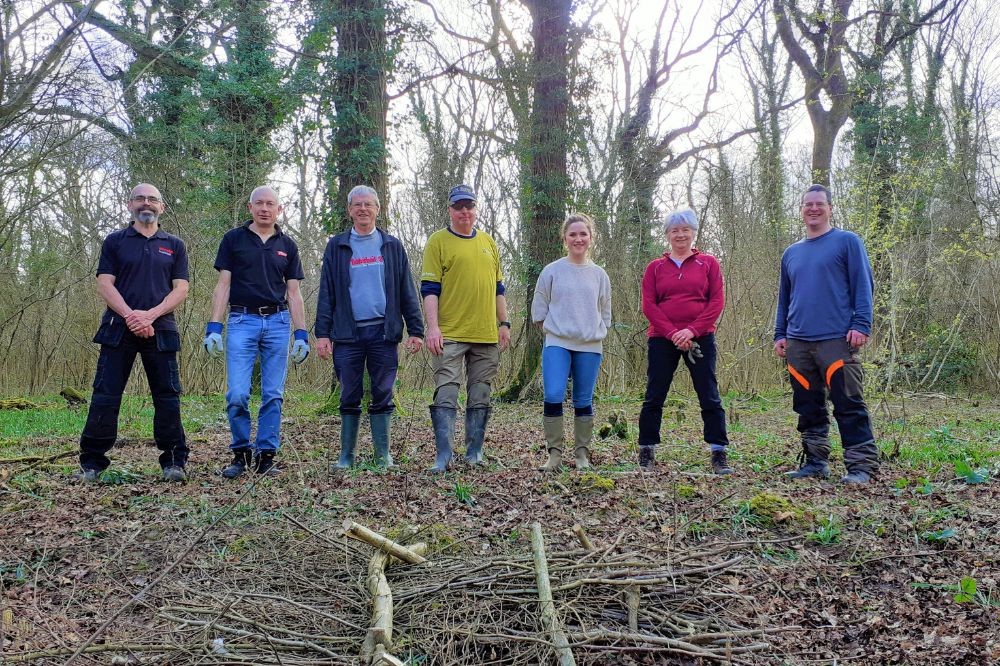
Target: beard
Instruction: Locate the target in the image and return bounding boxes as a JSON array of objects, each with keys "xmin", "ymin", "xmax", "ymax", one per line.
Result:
[{"xmin": 136, "ymin": 210, "xmax": 157, "ymax": 224}]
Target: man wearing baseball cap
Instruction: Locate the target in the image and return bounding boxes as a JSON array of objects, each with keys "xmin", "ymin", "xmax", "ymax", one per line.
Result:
[{"xmin": 421, "ymin": 184, "xmax": 510, "ymax": 472}]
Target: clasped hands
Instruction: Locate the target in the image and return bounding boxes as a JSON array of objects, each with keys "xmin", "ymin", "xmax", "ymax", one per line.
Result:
[{"xmin": 125, "ymin": 310, "xmax": 155, "ymax": 338}]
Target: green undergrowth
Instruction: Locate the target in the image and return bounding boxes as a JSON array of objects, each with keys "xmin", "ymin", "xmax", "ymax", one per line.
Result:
[{"xmin": 0, "ymin": 394, "xmax": 225, "ymax": 443}]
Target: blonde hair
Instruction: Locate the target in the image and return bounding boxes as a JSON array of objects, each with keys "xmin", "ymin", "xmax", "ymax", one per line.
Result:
[{"xmin": 562, "ymin": 212, "xmax": 595, "ymax": 239}]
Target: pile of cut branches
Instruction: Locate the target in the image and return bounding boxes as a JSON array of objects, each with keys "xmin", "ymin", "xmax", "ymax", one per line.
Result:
[{"xmin": 3, "ymin": 518, "xmax": 799, "ymax": 665}]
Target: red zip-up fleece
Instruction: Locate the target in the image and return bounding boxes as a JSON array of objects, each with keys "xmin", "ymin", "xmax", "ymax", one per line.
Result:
[{"xmin": 641, "ymin": 249, "xmax": 725, "ymax": 339}]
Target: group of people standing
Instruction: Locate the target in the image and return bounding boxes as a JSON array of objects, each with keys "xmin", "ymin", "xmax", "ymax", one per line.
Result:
[{"xmin": 75, "ymin": 181, "xmax": 880, "ymax": 486}]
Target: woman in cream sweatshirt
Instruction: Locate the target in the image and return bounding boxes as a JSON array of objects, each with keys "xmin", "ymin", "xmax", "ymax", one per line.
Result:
[{"xmin": 531, "ymin": 213, "xmax": 612, "ymax": 471}]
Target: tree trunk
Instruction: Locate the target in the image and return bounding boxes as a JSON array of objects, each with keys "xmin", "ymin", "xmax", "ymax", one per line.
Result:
[
  {"xmin": 499, "ymin": 0, "xmax": 571, "ymax": 401},
  {"xmin": 324, "ymin": 0, "xmax": 390, "ymax": 232}
]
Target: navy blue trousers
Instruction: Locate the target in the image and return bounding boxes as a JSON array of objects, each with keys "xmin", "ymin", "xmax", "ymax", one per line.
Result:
[{"xmin": 638, "ymin": 334, "xmax": 729, "ymax": 447}]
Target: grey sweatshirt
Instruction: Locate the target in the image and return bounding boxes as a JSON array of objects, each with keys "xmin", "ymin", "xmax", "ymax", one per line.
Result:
[{"xmin": 531, "ymin": 257, "xmax": 612, "ymax": 354}]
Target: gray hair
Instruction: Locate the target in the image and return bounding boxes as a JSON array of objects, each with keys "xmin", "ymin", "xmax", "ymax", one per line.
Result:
[
  {"xmin": 248, "ymin": 186, "xmax": 279, "ymax": 204},
  {"xmin": 347, "ymin": 185, "xmax": 380, "ymax": 207},
  {"xmin": 664, "ymin": 208, "xmax": 699, "ymax": 233}
]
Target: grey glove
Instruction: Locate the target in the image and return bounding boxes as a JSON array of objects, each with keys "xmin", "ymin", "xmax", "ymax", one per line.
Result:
[
  {"xmin": 686, "ymin": 340, "xmax": 703, "ymax": 364},
  {"xmin": 290, "ymin": 329, "xmax": 310, "ymax": 365},
  {"xmin": 204, "ymin": 322, "xmax": 224, "ymax": 358}
]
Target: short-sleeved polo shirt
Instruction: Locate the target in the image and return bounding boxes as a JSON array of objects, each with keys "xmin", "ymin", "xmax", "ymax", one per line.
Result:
[
  {"xmin": 214, "ymin": 221, "xmax": 305, "ymax": 309},
  {"xmin": 96, "ymin": 224, "xmax": 189, "ymax": 331}
]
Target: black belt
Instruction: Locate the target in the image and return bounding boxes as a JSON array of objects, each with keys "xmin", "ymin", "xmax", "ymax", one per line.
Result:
[{"xmin": 230, "ymin": 304, "xmax": 287, "ymax": 315}]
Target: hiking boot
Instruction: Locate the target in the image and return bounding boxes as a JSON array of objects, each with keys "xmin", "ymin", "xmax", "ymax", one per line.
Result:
[
  {"xmin": 255, "ymin": 451, "xmax": 280, "ymax": 476},
  {"xmin": 841, "ymin": 469, "xmax": 872, "ymax": 484},
  {"xmin": 162, "ymin": 466, "xmax": 187, "ymax": 482},
  {"xmin": 464, "ymin": 406, "xmax": 491, "ymax": 465},
  {"xmin": 73, "ymin": 468, "xmax": 100, "ymax": 483},
  {"xmin": 539, "ymin": 415, "xmax": 564, "ymax": 472},
  {"xmin": 333, "ymin": 414, "xmax": 360, "ymax": 471},
  {"xmin": 429, "ymin": 406, "xmax": 456, "ymax": 473},
  {"xmin": 638, "ymin": 445, "xmax": 656, "ymax": 470},
  {"xmin": 370, "ymin": 412, "xmax": 395, "ymax": 468},
  {"xmin": 785, "ymin": 460, "xmax": 830, "ymax": 479},
  {"xmin": 221, "ymin": 448, "xmax": 253, "ymax": 479},
  {"xmin": 711, "ymin": 449, "xmax": 733, "ymax": 475},
  {"xmin": 574, "ymin": 415, "xmax": 594, "ymax": 470}
]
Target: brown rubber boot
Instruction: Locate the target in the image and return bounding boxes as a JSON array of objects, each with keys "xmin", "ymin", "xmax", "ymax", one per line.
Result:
[
  {"xmin": 574, "ymin": 414, "xmax": 594, "ymax": 470},
  {"xmin": 539, "ymin": 415, "xmax": 564, "ymax": 472}
]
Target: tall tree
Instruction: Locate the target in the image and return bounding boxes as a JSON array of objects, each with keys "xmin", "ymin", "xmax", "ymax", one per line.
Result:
[
  {"xmin": 498, "ymin": 0, "xmax": 572, "ymax": 400},
  {"xmin": 69, "ymin": 0, "xmax": 285, "ymax": 226},
  {"xmin": 774, "ymin": 0, "xmax": 956, "ymax": 185},
  {"xmin": 303, "ymin": 0, "xmax": 394, "ymax": 232}
]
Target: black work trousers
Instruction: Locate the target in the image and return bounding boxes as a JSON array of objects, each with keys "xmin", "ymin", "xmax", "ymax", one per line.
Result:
[
  {"xmin": 785, "ymin": 337, "xmax": 878, "ymax": 472},
  {"xmin": 638, "ymin": 334, "xmax": 729, "ymax": 448},
  {"xmin": 79, "ymin": 328, "xmax": 187, "ymax": 471}
]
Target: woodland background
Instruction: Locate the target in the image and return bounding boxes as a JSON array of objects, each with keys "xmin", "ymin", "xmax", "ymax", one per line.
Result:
[{"xmin": 2, "ymin": 0, "xmax": 998, "ymax": 399}]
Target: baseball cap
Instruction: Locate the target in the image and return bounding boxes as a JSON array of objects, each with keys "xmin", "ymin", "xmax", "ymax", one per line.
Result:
[{"xmin": 448, "ymin": 184, "xmax": 477, "ymax": 204}]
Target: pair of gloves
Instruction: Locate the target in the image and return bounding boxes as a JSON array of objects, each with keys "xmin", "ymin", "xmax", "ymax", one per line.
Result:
[
  {"xmin": 678, "ymin": 339, "xmax": 704, "ymax": 364},
  {"xmin": 204, "ymin": 323, "xmax": 310, "ymax": 364}
]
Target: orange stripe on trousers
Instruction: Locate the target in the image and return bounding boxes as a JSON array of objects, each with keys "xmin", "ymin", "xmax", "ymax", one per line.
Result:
[
  {"xmin": 788, "ymin": 364, "xmax": 810, "ymax": 390},
  {"xmin": 825, "ymin": 359, "xmax": 845, "ymax": 387}
]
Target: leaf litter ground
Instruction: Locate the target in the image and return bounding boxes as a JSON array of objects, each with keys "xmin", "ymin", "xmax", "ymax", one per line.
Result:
[{"xmin": 1, "ymin": 391, "xmax": 998, "ymax": 664}]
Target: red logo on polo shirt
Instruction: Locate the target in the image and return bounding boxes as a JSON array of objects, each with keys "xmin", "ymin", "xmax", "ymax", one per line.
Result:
[
  {"xmin": 277, "ymin": 251, "xmax": 288, "ymax": 257},
  {"xmin": 158, "ymin": 246, "xmax": 173, "ymax": 256}
]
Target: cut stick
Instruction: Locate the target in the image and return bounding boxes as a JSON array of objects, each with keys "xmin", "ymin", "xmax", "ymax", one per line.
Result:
[
  {"xmin": 625, "ymin": 585, "xmax": 640, "ymax": 631},
  {"xmin": 373, "ymin": 644, "xmax": 406, "ymax": 666},
  {"xmin": 342, "ymin": 521, "xmax": 427, "ymax": 564},
  {"xmin": 531, "ymin": 522, "xmax": 576, "ymax": 666},
  {"xmin": 361, "ymin": 543, "xmax": 427, "ymax": 664},
  {"xmin": 571, "ymin": 524, "xmax": 596, "ymax": 551}
]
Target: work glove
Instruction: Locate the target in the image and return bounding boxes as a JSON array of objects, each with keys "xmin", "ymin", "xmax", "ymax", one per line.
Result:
[
  {"xmin": 204, "ymin": 322, "xmax": 224, "ymax": 358},
  {"xmin": 686, "ymin": 340, "xmax": 703, "ymax": 364},
  {"xmin": 290, "ymin": 329, "xmax": 310, "ymax": 365}
]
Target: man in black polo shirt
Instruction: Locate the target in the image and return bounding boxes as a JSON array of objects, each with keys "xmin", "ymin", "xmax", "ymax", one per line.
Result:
[
  {"xmin": 76, "ymin": 183, "xmax": 190, "ymax": 483},
  {"xmin": 205, "ymin": 186, "xmax": 309, "ymax": 477}
]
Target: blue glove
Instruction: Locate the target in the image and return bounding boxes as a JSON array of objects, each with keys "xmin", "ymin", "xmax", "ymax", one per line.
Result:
[
  {"xmin": 204, "ymin": 322, "xmax": 224, "ymax": 358},
  {"xmin": 290, "ymin": 329, "xmax": 309, "ymax": 364}
]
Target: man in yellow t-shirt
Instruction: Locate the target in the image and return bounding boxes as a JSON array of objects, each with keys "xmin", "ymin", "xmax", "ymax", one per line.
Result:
[{"xmin": 421, "ymin": 184, "xmax": 510, "ymax": 472}]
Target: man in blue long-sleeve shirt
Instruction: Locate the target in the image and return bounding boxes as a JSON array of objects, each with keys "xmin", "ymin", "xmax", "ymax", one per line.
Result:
[{"xmin": 774, "ymin": 184, "xmax": 879, "ymax": 484}]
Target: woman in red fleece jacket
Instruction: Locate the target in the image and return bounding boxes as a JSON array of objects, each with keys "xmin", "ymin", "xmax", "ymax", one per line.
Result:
[{"xmin": 637, "ymin": 208, "xmax": 732, "ymax": 475}]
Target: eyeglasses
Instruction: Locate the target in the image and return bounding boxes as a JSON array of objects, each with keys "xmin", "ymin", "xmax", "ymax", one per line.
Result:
[
  {"xmin": 450, "ymin": 201, "xmax": 476, "ymax": 211},
  {"xmin": 130, "ymin": 195, "xmax": 162, "ymax": 204}
]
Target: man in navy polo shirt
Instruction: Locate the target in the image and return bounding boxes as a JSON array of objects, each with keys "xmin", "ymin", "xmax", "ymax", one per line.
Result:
[
  {"xmin": 205, "ymin": 186, "xmax": 310, "ymax": 477},
  {"xmin": 76, "ymin": 183, "xmax": 190, "ymax": 483}
]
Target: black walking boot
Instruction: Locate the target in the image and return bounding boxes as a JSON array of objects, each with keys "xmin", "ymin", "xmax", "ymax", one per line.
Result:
[
  {"xmin": 711, "ymin": 448, "xmax": 734, "ymax": 475},
  {"xmin": 638, "ymin": 445, "xmax": 656, "ymax": 470},
  {"xmin": 221, "ymin": 447, "xmax": 253, "ymax": 479},
  {"xmin": 785, "ymin": 450, "xmax": 830, "ymax": 479},
  {"xmin": 255, "ymin": 451, "xmax": 280, "ymax": 476}
]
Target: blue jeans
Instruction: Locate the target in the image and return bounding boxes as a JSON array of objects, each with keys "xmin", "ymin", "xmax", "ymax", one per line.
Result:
[
  {"xmin": 638, "ymin": 334, "xmax": 729, "ymax": 447},
  {"xmin": 541, "ymin": 345, "xmax": 602, "ymax": 416},
  {"xmin": 80, "ymin": 329, "xmax": 187, "ymax": 471},
  {"xmin": 225, "ymin": 310, "xmax": 290, "ymax": 452},
  {"xmin": 333, "ymin": 324, "xmax": 399, "ymax": 415}
]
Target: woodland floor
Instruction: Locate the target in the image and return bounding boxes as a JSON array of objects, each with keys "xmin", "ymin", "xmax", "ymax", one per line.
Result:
[{"xmin": 1, "ymin": 389, "xmax": 998, "ymax": 665}]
